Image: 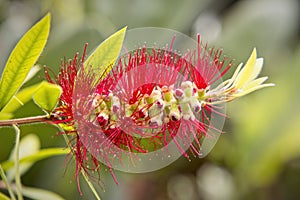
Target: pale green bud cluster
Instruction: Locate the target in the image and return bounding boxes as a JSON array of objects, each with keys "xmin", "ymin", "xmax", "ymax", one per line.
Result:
[{"xmin": 92, "ymin": 81, "xmax": 207, "ymax": 129}]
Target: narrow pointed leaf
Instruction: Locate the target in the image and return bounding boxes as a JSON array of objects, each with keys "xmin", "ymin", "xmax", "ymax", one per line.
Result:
[
  {"xmin": 234, "ymin": 48, "xmax": 257, "ymax": 88},
  {"xmin": 248, "ymin": 58, "xmax": 264, "ymax": 81},
  {"xmin": 1, "ymin": 148, "xmax": 69, "ymax": 171},
  {"xmin": 84, "ymin": 27, "xmax": 127, "ymax": 86},
  {"xmin": 242, "ymin": 77, "xmax": 269, "ymax": 91},
  {"xmin": 20, "ymin": 186, "xmax": 65, "ymax": 200},
  {"xmin": 0, "ymin": 13, "xmax": 51, "ymax": 110},
  {"xmin": 1, "ymin": 82, "xmax": 43, "ymax": 114},
  {"xmin": 23, "ymin": 65, "xmax": 41, "ymax": 84},
  {"xmin": 0, "ymin": 112, "xmax": 13, "ymax": 120},
  {"xmin": 0, "ymin": 192, "xmax": 11, "ymax": 200},
  {"xmin": 33, "ymin": 81, "xmax": 62, "ymax": 112}
]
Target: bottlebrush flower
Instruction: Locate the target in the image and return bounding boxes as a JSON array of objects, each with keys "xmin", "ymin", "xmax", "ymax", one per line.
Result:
[{"xmin": 45, "ymin": 35, "xmax": 273, "ymax": 192}]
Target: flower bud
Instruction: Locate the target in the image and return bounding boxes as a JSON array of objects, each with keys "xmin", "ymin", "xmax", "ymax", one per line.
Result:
[
  {"xmin": 97, "ymin": 112, "xmax": 109, "ymax": 126},
  {"xmin": 190, "ymin": 98, "xmax": 201, "ymax": 113},
  {"xmin": 181, "ymin": 81, "xmax": 193, "ymax": 98},
  {"xmin": 174, "ymin": 88, "xmax": 184, "ymax": 99}
]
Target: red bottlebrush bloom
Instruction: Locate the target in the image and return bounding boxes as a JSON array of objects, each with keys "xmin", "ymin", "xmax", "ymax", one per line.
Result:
[
  {"xmin": 90, "ymin": 36, "xmax": 230, "ymax": 157},
  {"xmin": 46, "ymin": 36, "xmax": 230, "ymax": 188},
  {"xmin": 45, "ymin": 32, "xmax": 273, "ymax": 192}
]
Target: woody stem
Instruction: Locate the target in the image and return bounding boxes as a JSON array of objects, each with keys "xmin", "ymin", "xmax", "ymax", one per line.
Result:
[{"xmin": 0, "ymin": 115, "xmax": 51, "ymax": 126}]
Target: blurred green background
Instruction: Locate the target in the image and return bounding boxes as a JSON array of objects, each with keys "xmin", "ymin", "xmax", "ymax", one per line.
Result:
[{"xmin": 0, "ymin": 0, "xmax": 300, "ymax": 199}]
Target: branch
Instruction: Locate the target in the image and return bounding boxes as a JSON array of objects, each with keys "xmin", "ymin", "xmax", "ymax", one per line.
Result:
[{"xmin": 0, "ymin": 115, "xmax": 51, "ymax": 127}]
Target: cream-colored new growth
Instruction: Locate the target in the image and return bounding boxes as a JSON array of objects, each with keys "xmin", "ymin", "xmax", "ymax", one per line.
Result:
[{"xmin": 205, "ymin": 48, "xmax": 275, "ymax": 103}]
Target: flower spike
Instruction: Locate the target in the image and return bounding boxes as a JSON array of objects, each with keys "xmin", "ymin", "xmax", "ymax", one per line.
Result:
[{"xmin": 45, "ymin": 31, "xmax": 274, "ymax": 193}]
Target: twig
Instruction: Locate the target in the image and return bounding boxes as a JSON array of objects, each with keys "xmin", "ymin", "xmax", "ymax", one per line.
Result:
[
  {"xmin": 0, "ymin": 165, "xmax": 17, "ymax": 200},
  {"xmin": 0, "ymin": 115, "xmax": 50, "ymax": 126}
]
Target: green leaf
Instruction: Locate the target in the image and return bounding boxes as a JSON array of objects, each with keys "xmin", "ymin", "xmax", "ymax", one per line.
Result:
[
  {"xmin": 84, "ymin": 27, "xmax": 127, "ymax": 86},
  {"xmin": 0, "ymin": 13, "xmax": 51, "ymax": 110},
  {"xmin": 23, "ymin": 65, "xmax": 41, "ymax": 84},
  {"xmin": 0, "ymin": 185, "xmax": 65, "ymax": 200},
  {"xmin": 33, "ymin": 81, "xmax": 62, "ymax": 112},
  {"xmin": 0, "ymin": 192, "xmax": 11, "ymax": 200},
  {"xmin": 20, "ymin": 186, "xmax": 65, "ymax": 200},
  {"xmin": 1, "ymin": 82, "xmax": 43, "ymax": 115},
  {"xmin": 6, "ymin": 134, "xmax": 40, "ymax": 181},
  {"xmin": 0, "ymin": 113, "xmax": 13, "ymax": 120},
  {"xmin": 1, "ymin": 148, "xmax": 69, "ymax": 171}
]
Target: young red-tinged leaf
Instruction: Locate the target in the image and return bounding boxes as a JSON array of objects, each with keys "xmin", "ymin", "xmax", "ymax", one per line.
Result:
[{"xmin": 0, "ymin": 13, "xmax": 51, "ymax": 110}]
